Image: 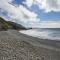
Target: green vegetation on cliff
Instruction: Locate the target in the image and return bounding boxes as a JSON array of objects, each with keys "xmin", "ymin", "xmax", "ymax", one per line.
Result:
[{"xmin": 0, "ymin": 17, "xmax": 26, "ymax": 31}]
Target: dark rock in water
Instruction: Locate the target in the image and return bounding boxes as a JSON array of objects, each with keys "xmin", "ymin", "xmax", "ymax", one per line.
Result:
[{"xmin": 0, "ymin": 17, "xmax": 26, "ymax": 31}]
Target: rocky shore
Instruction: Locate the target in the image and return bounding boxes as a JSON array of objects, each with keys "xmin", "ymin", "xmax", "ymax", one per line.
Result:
[{"xmin": 0, "ymin": 30, "xmax": 60, "ymax": 60}]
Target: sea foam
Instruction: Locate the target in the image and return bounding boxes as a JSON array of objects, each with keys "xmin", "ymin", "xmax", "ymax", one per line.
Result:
[{"xmin": 20, "ymin": 28, "xmax": 60, "ymax": 40}]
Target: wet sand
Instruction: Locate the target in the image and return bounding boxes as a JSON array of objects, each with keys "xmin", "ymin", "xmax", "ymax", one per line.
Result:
[{"xmin": 0, "ymin": 30, "xmax": 60, "ymax": 60}]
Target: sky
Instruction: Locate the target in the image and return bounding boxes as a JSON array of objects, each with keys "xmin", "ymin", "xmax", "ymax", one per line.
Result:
[{"xmin": 0, "ymin": 0, "xmax": 60, "ymax": 28}]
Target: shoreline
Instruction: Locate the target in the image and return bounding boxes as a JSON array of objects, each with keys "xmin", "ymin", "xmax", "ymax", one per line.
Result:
[
  {"xmin": 0, "ymin": 30, "xmax": 60, "ymax": 60},
  {"xmin": 19, "ymin": 31, "xmax": 60, "ymax": 51},
  {"xmin": 20, "ymin": 29, "xmax": 60, "ymax": 41}
]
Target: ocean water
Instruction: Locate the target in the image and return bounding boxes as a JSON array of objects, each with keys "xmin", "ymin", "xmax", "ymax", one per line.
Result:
[{"xmin": 20, "ymin": 28, "xmax": 60, "ymax": 40}]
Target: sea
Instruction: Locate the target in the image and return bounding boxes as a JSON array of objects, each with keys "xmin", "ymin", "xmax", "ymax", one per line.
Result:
[{"xmin": 20, "ymin": 28, "xmax": 60, "ymax": 41}]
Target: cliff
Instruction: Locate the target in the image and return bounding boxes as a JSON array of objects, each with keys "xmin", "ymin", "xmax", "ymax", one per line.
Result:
[{"xmin": 0, "ymin": 17, "xmax": 26, "ymax": 31}]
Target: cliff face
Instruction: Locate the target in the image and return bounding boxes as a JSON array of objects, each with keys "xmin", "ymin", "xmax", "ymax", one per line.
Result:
[{"xmin": 0, "ymin": 17, "xmax": 26, "ymax": 31}]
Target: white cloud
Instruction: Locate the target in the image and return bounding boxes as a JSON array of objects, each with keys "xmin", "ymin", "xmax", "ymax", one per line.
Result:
[
  {"xmin": 32, "ymin": 21, "xmax": 60, "ymax": 28},
  {"xmin": 23, "ymin": 0, "xmax": 33, "ymax": 7},
  {"xmin": 24, "ymin": 0, "xmax": 60, "ymax": 12},
  {"xmin": 0, "ymin": 0, "xmax": 60, "ymax": 28},
  {"xmin": 0, "ymin": 0, "xmax": 39, "ymax": 27},
  {"xmin": 41, "ymin": 21, "xmax": 60, "ymax": 28}
]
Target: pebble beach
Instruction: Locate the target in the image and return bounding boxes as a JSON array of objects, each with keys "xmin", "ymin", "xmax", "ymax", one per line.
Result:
[{"xmin": 0, "ymin": 30, "xmax": 60, "ymax": 60}]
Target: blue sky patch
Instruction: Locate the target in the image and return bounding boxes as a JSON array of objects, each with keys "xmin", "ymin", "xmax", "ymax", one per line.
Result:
[{"xmin": 12, "ymin": 0, "xmax": 25, "ymax": 5}]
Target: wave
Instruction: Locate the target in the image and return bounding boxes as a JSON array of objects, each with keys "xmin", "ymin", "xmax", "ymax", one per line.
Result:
[{"xmin": 20, "ymin": 29, "xmax": 60, "ymax": 40}]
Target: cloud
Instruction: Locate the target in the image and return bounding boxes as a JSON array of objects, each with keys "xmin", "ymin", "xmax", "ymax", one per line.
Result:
[
  {"xmin": 23, "ymin": 0, "xmax": 33, "ymax": 7},
  {"xmin": 24, "ymin": 0, "xmax": 60, "ymax": 12},
  {"xmin": 0, "ymin": 0, "xmax": 39, "ymax": 27},
  {"xmin": 33, "ymin": 21, "xmax": 60, "ymax": 28},
  {"xmin": 0, "ymin": 0, "xmax": 60, "ymax": 28}
]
